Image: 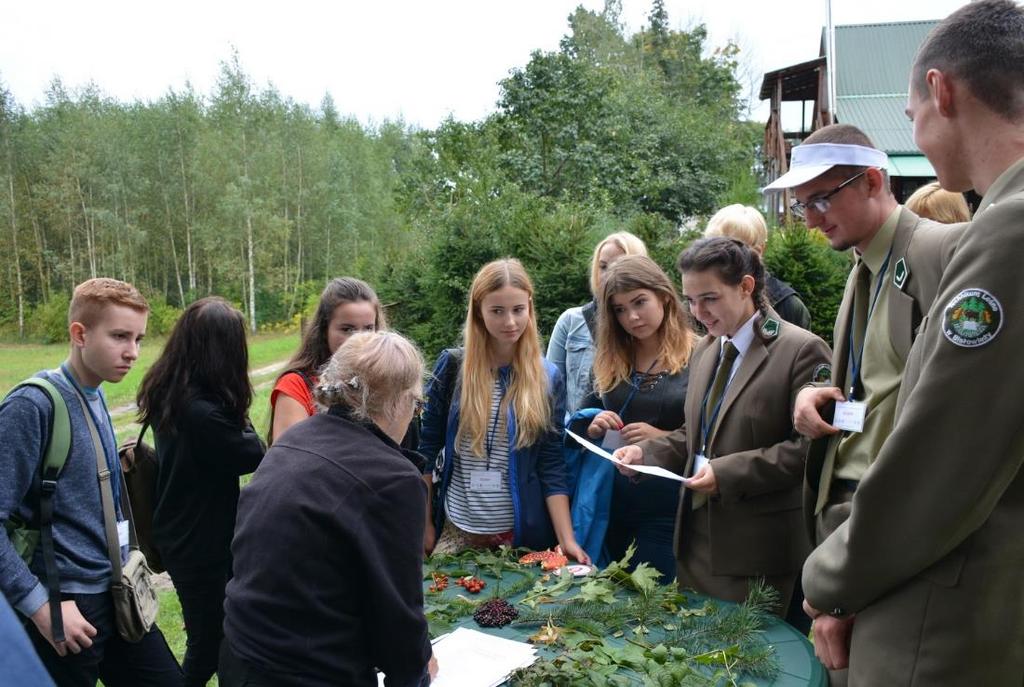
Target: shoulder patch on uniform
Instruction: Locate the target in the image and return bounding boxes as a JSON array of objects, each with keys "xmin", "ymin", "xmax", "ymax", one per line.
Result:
[
  {"xmin": 942, "ymin": 288, "xmax": 1003, "ymax": 348},
  {"xmin": 893, "ymin": 257, "xmax": 909, "ymax": 290},
  {"xmin": 760, "ymin": 317, "xmax": 780, "ymax": 339},
  {"xmin": 812, "ymin": 363, "xmax": 832, "ymax": 384}
]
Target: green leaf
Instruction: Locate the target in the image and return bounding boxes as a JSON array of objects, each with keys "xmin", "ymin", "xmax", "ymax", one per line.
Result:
[
  {"xmin": 628, "ymin": 563, "xmax": 662, "ymax": 596},
  {"xmin": 578, "ymin": 578, "xmax": 617, "ymax": 605}
]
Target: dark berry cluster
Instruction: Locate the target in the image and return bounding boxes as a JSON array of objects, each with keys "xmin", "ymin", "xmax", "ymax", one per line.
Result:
[{"xmin": 473, "ymin": 598, "xmax": 518, "ymax": 628}]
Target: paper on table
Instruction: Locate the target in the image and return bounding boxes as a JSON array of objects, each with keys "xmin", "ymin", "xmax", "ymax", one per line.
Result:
[
  {"xmin": 378, "ymin": 627, "xmax": 536, "ymax": 687},
  {"xmin": 566, "ymin": 430, "xmax": 685, "ymax": 482},
  {"xmin": 434, "ymin": 627, "xmax": 536, "ymax": 687}
]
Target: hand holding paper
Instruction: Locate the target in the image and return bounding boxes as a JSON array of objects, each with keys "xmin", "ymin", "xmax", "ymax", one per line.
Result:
[{"xmin": 566, "ymin": 430, "xmax": 685, "ymax": 482}]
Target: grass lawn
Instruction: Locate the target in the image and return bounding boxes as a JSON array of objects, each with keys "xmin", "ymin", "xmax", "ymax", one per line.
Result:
[{"xmin": 0, "ymin": 332, "xmax": 299, "ymax": 441}]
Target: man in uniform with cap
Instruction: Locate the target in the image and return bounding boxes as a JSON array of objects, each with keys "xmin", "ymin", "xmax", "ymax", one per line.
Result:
[
  {"xmin": 801, "ymin": 2, "xmax": 1024, "ymax": 684},
  {"xmin": 764, "ymin": 123, "xmax": 961, "ymax": 683}
]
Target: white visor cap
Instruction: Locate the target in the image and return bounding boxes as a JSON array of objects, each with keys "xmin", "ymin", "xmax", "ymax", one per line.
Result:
[{"xmin": 763, "ymin": 143, "xmax": 889, "ymax": 191}]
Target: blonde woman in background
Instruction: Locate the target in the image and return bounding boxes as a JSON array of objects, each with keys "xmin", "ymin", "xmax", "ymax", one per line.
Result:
[
  {"xmin": 546, "ymin": 232, "xmax": 647, "ymax": 417},
  {"xmin": 905, "ymin": 181, "xmax": 972, "ymax": 223},
  {"xmin": 420, "ymin": 259, "xmax": 589, "ymax": 563},
  {"xmin": 705, "ymin": 205, "xmax": 811, "ymax": 330}
]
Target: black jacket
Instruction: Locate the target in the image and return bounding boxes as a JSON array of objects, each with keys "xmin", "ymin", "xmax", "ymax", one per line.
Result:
[
  {"xmin": 766, "ymin": 272, "xmax": 812, "ymax": 331},
  {"xmin": 152, "ymin": 396, "xmax": 265, "ymax": 574},
  {"xmin": 223, "ymin": 408, "xmax": 431, "ymax": 687}
]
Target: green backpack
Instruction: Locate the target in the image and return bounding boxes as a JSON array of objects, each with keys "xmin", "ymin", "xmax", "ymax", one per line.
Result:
[{"xmin": 2, "ymin": 377, "xmax": 72, "ymax": 641}]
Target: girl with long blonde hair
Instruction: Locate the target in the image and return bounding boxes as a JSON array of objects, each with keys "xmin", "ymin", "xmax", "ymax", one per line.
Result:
[
  {"xmin": 420, "ymin": 259, "xmax": 589, "ymax": 562},
  {"xmin": 569, "ymin": 255, "xmax": 693, "ymax": 576}
]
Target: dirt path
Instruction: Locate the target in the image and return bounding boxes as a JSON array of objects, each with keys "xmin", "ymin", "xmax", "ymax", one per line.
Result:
[{"xmin": 109, "ymin": 359, "xmax": 289, "ymax": 423}]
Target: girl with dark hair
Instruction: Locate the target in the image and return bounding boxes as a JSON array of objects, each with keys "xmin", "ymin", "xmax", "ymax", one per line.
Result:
[
  {"xmin": 137, "ymin": 297, "xmax": 265, "ymax": 686},
  {"xmin": 568, "ymin": 255, "xmax": 693, "ymax": 577},
  {"xmin": 616, "ymin": 237, "xmax": 830, "ymax": 617},
  {"xmin": 269, "ymin": 277, "xmax": 386, "ymax": 444}
]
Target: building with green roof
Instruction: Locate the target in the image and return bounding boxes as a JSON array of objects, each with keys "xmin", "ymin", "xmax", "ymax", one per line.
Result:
[{"xmin": 760, "ymin": 19, "xmax": 939, "ymax": 218}]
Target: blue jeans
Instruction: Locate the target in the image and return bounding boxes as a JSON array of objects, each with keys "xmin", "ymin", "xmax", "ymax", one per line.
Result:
[
  {"xmin": 26, "ymin": 591, "xmax": 182, "ymax": 687},
  {"xmin": 607, "ymin": 472, "xmax": 680, "ymax": 582}
]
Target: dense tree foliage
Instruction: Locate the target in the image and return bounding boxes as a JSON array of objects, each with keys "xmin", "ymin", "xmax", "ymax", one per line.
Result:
[{"xmin": 0, "ymin": 3, "xmax": 844, "ymax": 355}]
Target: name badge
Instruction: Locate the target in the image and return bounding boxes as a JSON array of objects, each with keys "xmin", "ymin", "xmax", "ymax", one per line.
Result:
[
  {"xmin": 833, "ymin": 401, "xmax": 867, "ymax": 433},
  {"xmin": 117, "ymin": 519, "xmax": 130, "ymax": 548},
  {"xmin": 469, "ymin": 469, "xmax": 503, "ymax": 492},
  {"xmin": 692, "ymin": 453, "xmax": 709, "ymax": 476},
  {"xmin": 602, "ymin": 429, "xmax": 625, "ymax": 451}
]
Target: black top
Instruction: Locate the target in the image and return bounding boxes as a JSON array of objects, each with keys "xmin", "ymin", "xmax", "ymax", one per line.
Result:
[
  {"xmin": 223, "ymin": 408, "xmax": 431, "ymax": 687},
  {"xmin": 151, "ymin": 396, "xmax": 265, "ymax": 574},
  {"xmin": 574, "ymin": 368, "xmax": 689, "ymax": 435},
  {"xmin": 766, "ymin": 272, "xmax": 812, "ymax": 331}
]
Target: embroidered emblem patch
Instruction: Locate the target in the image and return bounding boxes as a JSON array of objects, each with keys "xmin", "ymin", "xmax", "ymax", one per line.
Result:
[
  {"xmin": 893, "ymin": 257, "xmax": 909, "ymax": 290},
  {"xmin": 760, "ymin": 317, "xmax": 780, "ymax": 339},
  {"xmin": 942, "ymin": 288, "xmax": 1002, "ymax": 348},
  {"xmin": 812, "ymin": 363, "xmax": 832, "ymax": 384}
]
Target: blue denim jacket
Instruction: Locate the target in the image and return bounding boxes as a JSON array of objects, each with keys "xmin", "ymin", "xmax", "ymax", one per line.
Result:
[
  {"xmin": 546, "ymin": 306, "xmax": 595, "ymax": 418},
  {"xmin": 419, "ymin": 350, "xmax": 569, "ymax": 550}
]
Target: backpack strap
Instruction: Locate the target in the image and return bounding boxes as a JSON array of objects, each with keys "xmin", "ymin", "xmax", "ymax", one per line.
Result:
[
  {"xmin": 10, "ymin": 378, "xmax": 71, "ymax": 643},
  {"xmin": 17, "ymin": 379, "xmax": 71, "ymax": 479}
]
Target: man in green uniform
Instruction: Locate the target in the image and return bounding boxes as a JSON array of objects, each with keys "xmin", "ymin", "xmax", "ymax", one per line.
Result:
[
  {"xmin": 765, "ymin": 124, "xmax": 961, "ymax": 671},
  {"xmin": 802, "ymin": 2, "xmax": 1024, "ymax": 684}
]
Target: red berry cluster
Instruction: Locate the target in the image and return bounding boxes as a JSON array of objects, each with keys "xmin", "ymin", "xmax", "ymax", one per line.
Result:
[
  {"xmin": 456, "ymin": 576, "xmax": 486, "ymax": 594},
  {"xmin": 428, "ymin": 572, "xmax": 449, "ymax": 593}
]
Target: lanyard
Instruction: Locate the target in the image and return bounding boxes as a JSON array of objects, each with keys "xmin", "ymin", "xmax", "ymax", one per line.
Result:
[
  {"xmin": 59, "ymin": 363, "xmax": 122, "ymax": 513},
  {"xmin": 846, "ymin": 249, "xmax": 893, "ymax": 400},
  {"xmin": 698, "ymin": 343, "xmax": 736, "ymax": 455},
  {"xmin": 483, "ymin": 376, "xmax": 507, "ymax": 470},
  {"xmin": 616, "ymin": 358, "xmax": 659, "ymax": 419}
]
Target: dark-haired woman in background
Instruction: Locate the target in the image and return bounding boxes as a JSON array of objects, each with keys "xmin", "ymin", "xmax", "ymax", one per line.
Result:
[
  {"xmin": 269, "ymin": 277, "xmax": 387, "ymax": 444},
  {"xmin": 617, "ymin": 238, "xmax": 830, "ymax": 615},
  {"xmin": 137, "ymin": 297, "xmax": 265, "ymax": 686}
]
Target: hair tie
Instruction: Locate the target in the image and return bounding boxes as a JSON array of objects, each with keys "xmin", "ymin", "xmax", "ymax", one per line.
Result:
[{"xmin": 320, "ymin": 382, "xmax": 342, "ymax": 396}]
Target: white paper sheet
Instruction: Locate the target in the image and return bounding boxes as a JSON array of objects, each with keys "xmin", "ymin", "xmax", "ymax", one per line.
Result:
[
  {"xmin": 377, "ymin": 627, "xmax": 537, "ymax": 687},
  {"xmin": 567, "ymin": 430, "xmax": 686, "ymax": 482}
]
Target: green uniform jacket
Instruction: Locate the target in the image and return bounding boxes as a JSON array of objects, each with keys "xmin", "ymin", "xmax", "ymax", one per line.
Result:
[
  {"xmin": 803, "ymin": 207, "xmax": 965, "ymax": 544},
  {"xmin": 643, "ymin": 311, "xmax": 831, "ymax": 578},
  {"xmin": 802, "ymin": 164, "xmax": 1024, "ymax": 685}
]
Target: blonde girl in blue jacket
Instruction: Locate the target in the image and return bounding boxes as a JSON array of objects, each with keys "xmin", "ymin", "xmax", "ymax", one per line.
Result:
[{"xmin": 420, "ymin": 258, "xmax": 589, "ymax": 564}]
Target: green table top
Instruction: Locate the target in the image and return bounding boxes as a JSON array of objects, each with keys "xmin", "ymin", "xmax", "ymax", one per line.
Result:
[{"xmin": 423, "ymin": 555, "xmax": 826, "ymax": 687}]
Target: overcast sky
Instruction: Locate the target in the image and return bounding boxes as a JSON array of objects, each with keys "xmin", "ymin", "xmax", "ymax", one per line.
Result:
[{"xmin": 1, "ymin": 0, "xmax": 969, "ymax": 128}]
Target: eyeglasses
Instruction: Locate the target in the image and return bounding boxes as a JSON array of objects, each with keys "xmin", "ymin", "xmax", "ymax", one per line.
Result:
[{"xmin": 790, "ymin": 171, "xmax": 867, "ymax": 219}]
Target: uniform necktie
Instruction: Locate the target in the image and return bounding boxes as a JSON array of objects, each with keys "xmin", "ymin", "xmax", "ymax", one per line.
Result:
[
  {"xmin": 693, "ymin": 340, "xmax": 739, "ymax": 510},
  {"xmin": 849, "ymin": 260, "xmax": 871, "ymax": 398}
]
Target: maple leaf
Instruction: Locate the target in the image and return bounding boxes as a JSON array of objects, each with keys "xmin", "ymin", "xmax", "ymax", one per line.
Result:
[
  {"xmin": 629, "ymin": 563, "xmax": 662, "ymax": 596},
  {"xmin": 578, "ymin": 578, "xmax": 617, "ymax": 605}
]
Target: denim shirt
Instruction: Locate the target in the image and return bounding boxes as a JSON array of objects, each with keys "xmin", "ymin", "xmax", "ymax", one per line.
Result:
[{"xmin": 546, "ymin": 306, "xmax": 595, "ymax": 419}]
